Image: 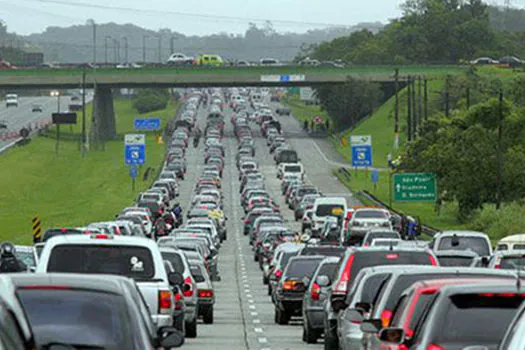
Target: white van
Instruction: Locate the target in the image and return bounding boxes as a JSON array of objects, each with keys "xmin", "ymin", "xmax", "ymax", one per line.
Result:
[
  {"xmin": 311, "ymin": 197, "xmax": 347, "ymax": 237},
  {"xmin": 251, "ymin": 93, "xmax": 263, "ymax": 105},
  {"xmin": 5, "ymin": 94, "xmax": 18, "ymax": 107},
  {"xmin": 36, "ymin": 234, "xmax": 177, "ymax": 328},
  {"xmin": 277, "ymin": 162, "xmax": 304, "ymax": 179},
  {"xmin": 496, "ymin": 234, "xmax": 525, "ymax": 252}
]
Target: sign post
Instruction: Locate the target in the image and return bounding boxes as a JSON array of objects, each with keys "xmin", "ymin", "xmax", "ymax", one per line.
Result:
[
  {"xmin": 392, "ymin": 173, "xmax": 437, "ymax": 202},
  {"xmin": 124, "ymin": 134, "xmax": 146, "ymax": 166},
  {"xmin": 371, "ymin": 168, "xmax": 379, "ymax": 193},
  {"xmin": 129, "ymin": 165, "xmax": 138, "ymax": 191},
  {"xmin": 32, "ymin": 216, "xmax": 41, "ymax": 243},
  {"xmin": 52, "ymin": 112, "xmax": 77, "ymax": 154},
  {"xmin": 351, "ymin": 135, "xmax": 372, "ymax": 168}
]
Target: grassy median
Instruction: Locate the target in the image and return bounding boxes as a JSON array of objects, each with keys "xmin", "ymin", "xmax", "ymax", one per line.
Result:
[{"xmin": 0, "ymin": 98, "xmax": 177, "ymax": 244}]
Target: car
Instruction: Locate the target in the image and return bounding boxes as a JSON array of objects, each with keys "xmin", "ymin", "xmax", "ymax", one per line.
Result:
[
  {"xmin": 496, "ymin": 234, "xmax": 525, "ymax": 252},
  {"xmin": 470, "ymin": 57, "xmax": 498, "ymax": 65},
  {"xmin": 346, "ymin": 208, "xmax": 392, "ymax": 245},
  {"xmin": 376, "ymin": 281, "xmax": 525, "ymax": 350},
  {"xmin": 361, "ymin": 229, "xmax": 401, "ymax": 247},
  {"xmin": 499, "ymin": 293, "xmax": 525, "ymax": 349},
  {"xmin": 31, "ymin": 104, "xmax": 42, "ymax": 112},
  {"xmin": 429, "ymin": 230, "xmax": 492, "ymax": 257},
  {"xmin": 311, "ymin": 197, "xmax": 347, "ymax": 237},
  {"xmin": 36, "ymin": 234, "xmax": 180, "ymax": 329},
  {"xmin": 197, "ymin": 54, "xmax": 224, "ymax": 67},
  {"xmin": 159, "ymin": 246, "xmax": 199, "ymax": 338},
  {"xmin": 487, "ymin": 251, "xmax": 525, "ymax": 270},
  {"xmin": 8, "ymin": 273, "xmax": 184, "ymax": 349},
  {"xmin": 188, "ymin": 259, "xmax": 215, "ymax": 324},
  {"xmin": 5, "ymin": 94, "xmax": 18, "ymax": 108},
  {"xmin": 302, "ymin": 256, "xmax": 340, "ymax": 343},
  {"xmin": 167, "ymin": 53, "xmax": 195, "ymax": 65},
  {"xmin": 274, "ymin": 255, "xmax": 325, "ymax": 325}
]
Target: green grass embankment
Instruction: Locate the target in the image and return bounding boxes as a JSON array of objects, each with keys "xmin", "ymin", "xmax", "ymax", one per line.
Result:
[{"xmin": 0, "ymin": 99, "xmax": 177, "ymax": 244}]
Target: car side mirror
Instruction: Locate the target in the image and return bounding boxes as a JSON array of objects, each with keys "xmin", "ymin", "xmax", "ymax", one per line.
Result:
[
  {"xmin": 157, "ymin": 326, "xmax": 184, "ymax": 348},
  {"xmin": 355, "ymin": 302, "xmax": 371, "ymax": 313},
  {"xmin": 344, "ymin": 308, "xmax": 364, "ymax": 324},
  {"xmin": 168, "ymin": 272, "xmax": 184, "ymax": 286},
  {"xmin": 378, "ymin": 328, "xmax": 405, "ymax": 344},
  {"xmin": 360, "ymin": 319, "xmax": 382, "ymax": 333},
  {"xmin": 481, "ymin": 256, "xmax": 489, "ymax": 266},
  {"xmin": 316, "ymin": 275, "xmax": 330, "ymax": 287}
]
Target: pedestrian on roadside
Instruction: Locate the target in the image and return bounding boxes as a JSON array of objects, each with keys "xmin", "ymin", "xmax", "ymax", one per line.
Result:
[
  {"xmin": 387, "ymin": 153, "xmax": 393, "ymax": 168},
  {"xmin": 303, "ymin": 120, "xmax": 308, "ymax": 131},
  {"xmin": 310, "ymin": 120, "xmax": 315, "ymax": 131},
  {"xmin": 325, "ymin": 119, "xmax": 330, "ymax": 131}
]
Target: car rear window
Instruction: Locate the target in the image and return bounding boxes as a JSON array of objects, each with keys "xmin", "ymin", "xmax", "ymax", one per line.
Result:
[
  {"xmin": 285, "ymin": 165, "xmax": 302, "ymax": 172},
  {"xmin": 316, "ymin": 204, "xmax": 345, "ymax": 217},
  {"xmin": 160, "ymin": 252, "xmax": 184, "ymax": 274},
  {"xmin": 18, "ymin": 289, "xmax": 133, "ymax": 348},
  {"xmin": 300, "ymin": 246, "xmax": 346, "ymax": 258},
  {"xmin": 317, "ymin": 262, "xmax": 338, "ymax": 280},
  {"xmin": 365, "ymin": 232, "xmax": 400, "ymax": 244},
  {"xmin": 43, "ymin": 229, "xmax": 83, "ymax": 242},
  {"xmin": 47, "ymin": 245, "xmax": 155, "ymax": 280},
  {"xmin": 438, "ymin": 237, "xmax": 490, "ymax": 256},
  {"xmin": 279, "ymin": 251, "xmax": 300, "ymax": 270},
  {"xmin": 350, "ymin": 252, "xmax": 435, "ymax": 286},
  {"xmin": 355, "ymin": 210, "xmax": 389, "ymax": 219},
  {"xmin": 500, "ymin": 256, "xmax": 525, "ymax": 269},
  {"xmin": 433, "ymin": 294, "xmax": 525, "ymax": 344},
  {"xmin": 14, "ymin": 248, "xmax": 35, "ymax": 268},
  {"xmin": 437, "ymin": 256, "xmax": 476, "ymax": 267},
  {"xmin": 189, "ymin": 264, "xmax": 206, "ymax": 283},
  {"xmin": 285, "ymin": 258, "xmax": 324, "ymax": 278}
]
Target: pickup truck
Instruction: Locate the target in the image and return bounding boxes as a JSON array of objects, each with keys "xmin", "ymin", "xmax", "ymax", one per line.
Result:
[{"xmin": 36, "ymin": 233, "xmax": 179, "ymax": 328}]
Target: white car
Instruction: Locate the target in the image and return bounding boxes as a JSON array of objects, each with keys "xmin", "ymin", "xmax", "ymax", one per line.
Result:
[
  {"xmin": 167, "ymin": 53, "xmax": 194, "ymax": 65},
  {"xmin": 5, "ymin": 94, "xmax": 18, "ymax": 108},
  {"xmin": 347, "ymin": 208, "xmax": 392, "ymax": 244}
]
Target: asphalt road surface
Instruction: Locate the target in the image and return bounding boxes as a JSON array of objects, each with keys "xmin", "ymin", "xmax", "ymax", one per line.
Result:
[
  {"xmin": 0, "ymin": 95, "xmax": 90, "ymax": 151},
  {"xmin": 175, "ymin": 99, "xmax": 358, "ymax": 350}
]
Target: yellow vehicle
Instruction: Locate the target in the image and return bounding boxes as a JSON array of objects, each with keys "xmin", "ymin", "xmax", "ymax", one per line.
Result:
[{"xmin": 197, "ymin": 54, "xmax": 224, "ymax": 67}]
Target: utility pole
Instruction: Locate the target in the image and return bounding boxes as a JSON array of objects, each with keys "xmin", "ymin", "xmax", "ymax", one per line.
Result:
[
  {"xmin": 394, "ymin": 68, "xmax": 399, "ymax": 148},
  {"xmin": 123, "ymin": 37, "xmax": 128, "ymax": 64},
  {"xmin": 92, "ymin": 21, "xmax": 97, "ymax": 65},
  {"xmin": 445, "ymin": 75, "xmax": 450, "ymax": 118},
  {"xmin": 82, "ymin": 70, "xmax": 86, "ymax": 157},
  {"xmin": 113, "ymin": 39, "xmax": 118, "ymax": 64},
  {"xmin": 407, "ymin": 76, "xmax": 412, "ymax": 142},
  {"xmin": 424, "ymin": 79, "xmax": 428, "ymax": 120},
  {"xmin": 412, "ymin": 77, "xmax": 417, "ymax": 138},
  {"xmin": 170, "ymin": 37, "xmax": 175, "ymax": 56},
  {"xmin": 142, "ymin": 35, "xmax": 149, "ymax": 64},
  {"xmin": 466, "ymin": 86, "xmax": 470, "ymax": 110},
  {"xmin": 158, "ymin": 36, "xmax": 162, "ymax": 63},
  {"xmin": 104, "ymin": 36, "xmax": 111, "ymax": 65},
  {"xmin": 418, "ymin": 76, "xmax": 422, "ymax": 126},
  {"xmin": 496, "ymin": 90, "xmax": 504, "ymax": 209}
]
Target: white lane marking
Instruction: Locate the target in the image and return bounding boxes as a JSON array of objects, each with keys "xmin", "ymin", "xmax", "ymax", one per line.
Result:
[
  {"xmin": 258, "ymin": 337, "xmax": 268, "ymax": 343},
  {"xmin": 250, "ymin": 311, "xmax": 258, "ymax": 316},
  {"xmin": 248, "ymin": 299, "xmax": 254, "ymax": 304},
  {"xmin": 249, "ymin": 305, "xmax": 256, "ymax": 309},
  {"xmin": 254, "ymin": 327, "xmax": 263, "ymax": 333},
  {"xmin": 261, "ymin": 348, "xmax": 271, "ymax": 350},
  {"xmin": 253, "ymin": 319, "xmax": 261, "ymax": 324},
  {"xmin": 246, "ymin": 294, "xmax": 253, "ymax": 298}
]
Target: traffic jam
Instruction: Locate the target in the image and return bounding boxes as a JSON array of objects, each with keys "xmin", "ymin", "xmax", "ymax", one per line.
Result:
[{"xmin": 4, "ymin": 88, "xmax": 525, "ymax": 350}]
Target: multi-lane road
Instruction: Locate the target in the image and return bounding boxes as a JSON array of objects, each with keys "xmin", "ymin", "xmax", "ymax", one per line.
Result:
[{"xmin": 174, "ymin": 99, "xmax": 358, "ymax": 350}]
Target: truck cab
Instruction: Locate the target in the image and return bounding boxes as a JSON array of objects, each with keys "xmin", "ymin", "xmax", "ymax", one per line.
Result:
[{"xmin": 5, "ymin": 94, "xmax": 18, "ymax": 108}]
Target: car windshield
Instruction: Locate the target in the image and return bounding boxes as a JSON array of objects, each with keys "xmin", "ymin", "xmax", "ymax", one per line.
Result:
[
  {"xmin": 284, "ymin": 165, "xmax": 301, "ymax": 172},
  {"xmin": 14, "ymin": 248, "xmax": 35, "ymax": 268},
  {"xmin": 160, "ymin": 251, "xmax": 185, "ymax": 274},
  {"xmin": 365, "ymin": 232, "xmax": 400, "ymax": 244},
  {"xmin": 499, "ymin": 256, "xmax": 525, "ymax": 269},
  {"xmin": 437, "ymin": 256, "xmax": 475, "ymax": 267},
  {"xmin": 300, "ymin": 246, "xmax": 346, "ymax": 257},
  {"xmin": 47, "ymin": 245, "xmax": 156, "ymax": 280},
  {"xmin": 18, "ymin": 289, "xmax": 134, "ymax": 349},
  {"xmin": 433, "ymin": 294, "xmax": 525, "ymax": 345},
  {"xmin": 355, "ymin": 210, "xmax": 388, "ymax": 219},
  {"xmin": 438, "ymin": 236, "xmax": 490, "ymax": 256}
]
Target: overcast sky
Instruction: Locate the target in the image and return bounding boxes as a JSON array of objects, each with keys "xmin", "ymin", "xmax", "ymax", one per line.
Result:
[{"xmin": 4, "ymin": 0, "xmax": 524, "ymax": 36}]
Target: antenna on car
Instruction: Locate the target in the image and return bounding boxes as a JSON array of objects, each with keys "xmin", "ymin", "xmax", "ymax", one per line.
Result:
[{"xmin": 389, "ymin": 239, "xmax": 394, "ymax": 251}]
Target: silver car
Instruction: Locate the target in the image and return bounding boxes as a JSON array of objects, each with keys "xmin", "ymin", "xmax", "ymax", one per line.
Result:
[{"xmin": 188, "ymin": 259, "xmax": 215, "ymax": 324}]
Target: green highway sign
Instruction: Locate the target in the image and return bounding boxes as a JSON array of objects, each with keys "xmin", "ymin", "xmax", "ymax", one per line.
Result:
[{"xmin": 392, "ymin": 173, "xmax": 437, "ymax": 202}]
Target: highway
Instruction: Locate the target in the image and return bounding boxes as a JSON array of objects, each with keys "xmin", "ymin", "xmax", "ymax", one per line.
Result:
[{"xmin": 174, "ymin": 98, "xmax": 358, "ymax": 349}]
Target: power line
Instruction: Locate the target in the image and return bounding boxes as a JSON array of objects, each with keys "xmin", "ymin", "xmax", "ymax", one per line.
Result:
[{"xmin": 17, "ymin": 0, "xmax": 349, "ymax": 28}]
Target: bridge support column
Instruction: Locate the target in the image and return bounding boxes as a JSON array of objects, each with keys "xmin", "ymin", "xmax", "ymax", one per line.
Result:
[{"xmin": 91, "ymin": 86, "xmax": 116, "ymax": 142}]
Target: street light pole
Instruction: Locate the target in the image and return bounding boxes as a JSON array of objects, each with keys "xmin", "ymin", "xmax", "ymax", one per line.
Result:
[
  {"xmin": 170, "ymin": 37, "xmax": 175, "ymax": 55},
  {"xmin": 158, "ymin": 36, "xmax": 162, "ymax": 63},
  {"xmin": 104, "ymin": 36, "xmax": 111, "ymax": 65},
  {"xmin": 113, "ymin": 38, "xmax": 118, "ymax": 64},
  {"xmin": 123, "ymin": 37, "xmax": 128, "ymax": 64},
  {"xmin": 142, "ymin": 35, "xmax": 149, "ymax": 64},
  {"xmin": 92, "ymin": 21, "xmax": 96, "ymax": 65}
]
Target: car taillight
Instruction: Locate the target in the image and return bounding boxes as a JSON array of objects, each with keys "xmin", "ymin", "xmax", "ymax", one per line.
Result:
[
  {"xmin": 158, "ymin": 290, "xmax": 172, "ymax": 314},
  {"xmin": 380, "ymin": 309, "xmax": 392, "ymax": 328},
  {"xmin": 333, "ymin": 254, "xmax": 355, "ymax": 295},
  {"xmin": 274, "ymin": 269, "xmax": 283, "ymax": 280},
  {"xmin": 183, "ymin": 276, "xmax": 194, "ymax": 297},
  {"xmin": 283, "ymin": 280, "xmax": 299, "ymax": 290},
  {"xmin": 91, "ymin": 233, "xmax": 112, "ymax": 239},
  {"xmin": 428, "ymin": 254, "xmax": 439, "ymax": 266},
  {"xmin": 385, "ymin": 254, "xmax": 398, "ymax": 260},
  {"xmin": 244, "ymin": 219, "xmax": 250, "ymax": 224},
  {"xmin": 174, "ymin": 291, "xmax": 183, "ymax": 310},
  {"xmin": 115, "ymin": 227, "xmax": 122, "ymax": 235},
  {"xmin": 198, "ymin": 289, "xmax": 214, "ymax": 298},
  {"xmin": 426, "ymin": 345, "xmax": 444, "ymax": 350},
  {"xmin": 311, "ymin": 282, "xmax": 321, "ymax": 301}
]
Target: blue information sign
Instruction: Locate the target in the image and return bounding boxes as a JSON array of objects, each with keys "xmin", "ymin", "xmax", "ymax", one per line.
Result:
[
  {"xmin": 280, "ymin": 75, "xmax": 290, "ymax": 82},
  {"xmin": 125, "ymin": 144, "xmax": 145, "ymax": 165},
  {"xmin": 351, "ymin": 145, "xmax": 372, "ymax": 167},
  {"xmin": 129, "ymin": 165, "xmax": 138, "ymax": 178},
  {"xmin": 134, "ymin": 118, "xmax": 161, "ymax": 131}
]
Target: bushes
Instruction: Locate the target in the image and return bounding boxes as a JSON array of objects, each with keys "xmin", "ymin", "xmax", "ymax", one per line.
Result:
[
  {"xmin": 133, "ymin": 89, "xmax": 170, "ymax": 114},
  {"xmin": 470, "ymin": 202, "xmax": 525, "ymax": 241}
]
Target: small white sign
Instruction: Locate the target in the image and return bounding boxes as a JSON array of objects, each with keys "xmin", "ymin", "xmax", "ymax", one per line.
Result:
[
  {"xmin": 290, "ymin": 75, "xmax": 306, "ymax": 82},
  {"xmin": 124, "ymin": 134, "xmax": 145, "ymax": 145},
  {"xmin": 350, "ymin": 135, "xmax": 372, "ymax": 146},
  {"xmin": 260, "ymin": 75, "xmax": 281, "ymax": 82}
]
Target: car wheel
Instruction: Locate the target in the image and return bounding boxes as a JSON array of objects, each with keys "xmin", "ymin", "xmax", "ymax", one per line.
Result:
[
  {"xmin": 263, "ymin": 275, "xmax": 269, "ymax": 285},
  {"xmin": 185, "ymin": 318, "xmax": 197, "ymax": 338},
  {"xmin": 174, "ymin": 313, "xmax": 185, "ymax": 333},
  {"xmin": 275, "ymin": 307, "xmax": 289, "ymax": 325},
  {"xmin": 304, "ymin": 321, "xmax": 318, "ymax": 344},
  {"xmin": 203, "ymin": 306, "xmax": 214, "ymax": 324},
  {"xmin": 324, "ymin": 322, "xmax": 339, "ymax": 350}
]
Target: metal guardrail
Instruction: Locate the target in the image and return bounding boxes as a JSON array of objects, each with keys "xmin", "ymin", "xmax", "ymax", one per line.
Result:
[{"xmin": 358, "ymin": 189, "xmax": 439, "ymax": 238}]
